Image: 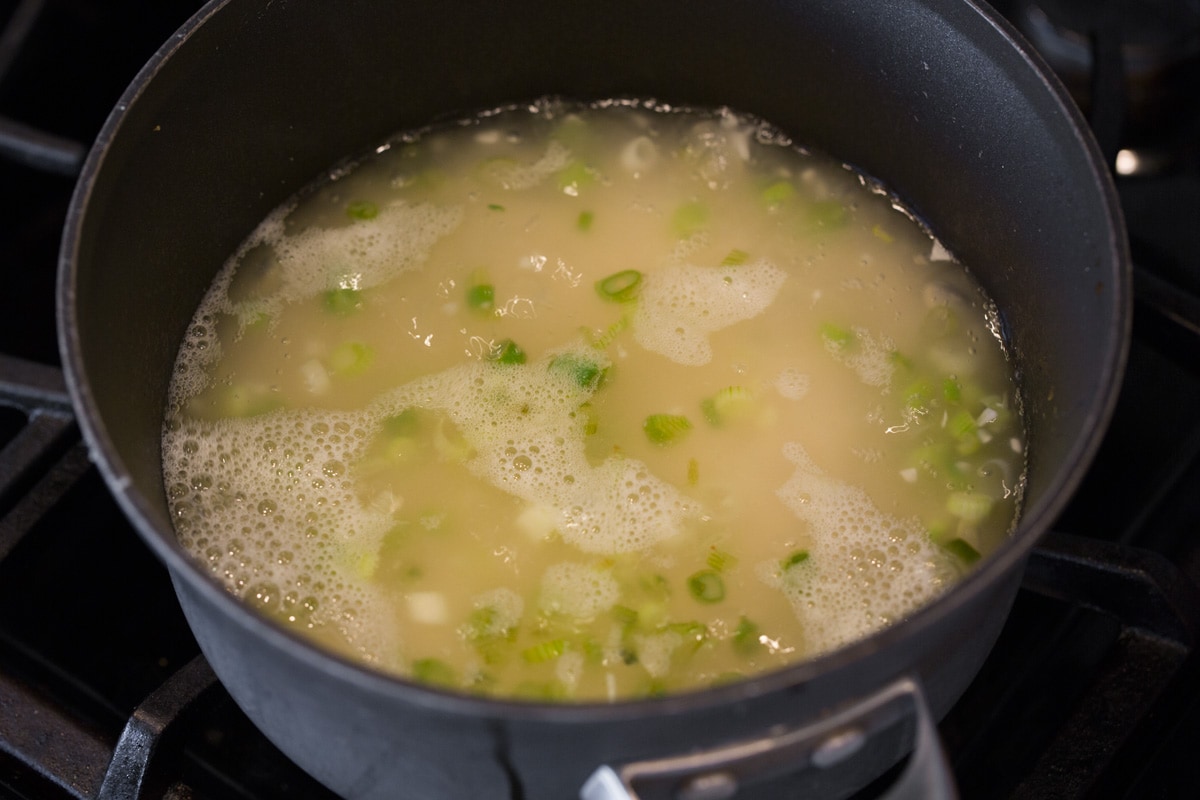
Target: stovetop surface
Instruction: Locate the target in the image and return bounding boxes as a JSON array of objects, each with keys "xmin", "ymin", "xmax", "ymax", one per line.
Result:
[{"xmin": 3, "ymin": 1, "xmax": 1200, "ymax": 798}]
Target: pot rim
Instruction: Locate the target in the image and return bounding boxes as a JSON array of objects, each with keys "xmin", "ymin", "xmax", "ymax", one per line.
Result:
[{"xmin": 56, "ymin": 0, "xmax": 1131, "ymax": 725}]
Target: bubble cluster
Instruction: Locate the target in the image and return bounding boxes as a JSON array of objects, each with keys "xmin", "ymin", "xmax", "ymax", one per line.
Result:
[
  {"xmin": 824, "ymin": 326, "xmax": 896, "ymax": 387},
  {"xmin": 538, "ymin": 562, "xmax": 620, "ymax": 620},
  {"xmin": 633, "ymin": 260, "xmax": 787, "ymax": 365},
  {"xmin": 765, "ymin": 442, "xmax": 951, "ymax": 655}
]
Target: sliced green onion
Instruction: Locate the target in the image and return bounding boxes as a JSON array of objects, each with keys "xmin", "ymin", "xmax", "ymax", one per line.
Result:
[
  {"xmin": 322, "ymin": 287, "xmax": 361, "ymax": 316},
  {"xmin": 720, "ymin": 248, "xmax": 750, "ymax": 266},
  {"xmin": 706, "ymin": 547, "xmax": 738, "ymax": 573},
  {"xmin": 382, "ymin": 408, "xmax": 422, "ymax": 437},
  {"xmin": 687, "ymin": 569, "xmax": 725, "ymax": 603},
  {"xmin": 328, "ymin": 341, "xmax": 375, "ymax": 376},
  {"xmin": 487, "ymin": 203, "xmax": 505, "ymax": 211},
  {"xmin": 942, "ymin": 377, "xmax": 963, "ymax": 405},
  {"xmin": 672, "ymin": 200, "xmax": 709, "ymax": 237},
  {"xmin": 611, "ymin": 605, "xmax": 639, "ymax": 628},
  {"xmin": 872, "ymin": 223, "xmax": 895, "ymax": 243},
  {"xmin": 946, "ymin": 491, "xmax": 994, "ymax": 524},
  {"xmin": 577, "ymin": 210, "xmax": 595, "ymax": 231},
  {"xmin": 512, "ymin": 680, "xmax": 568, "ymax": 700},
  {"xmin": 521, "ymin": 639, "xmax": 568, "ymax": 664},
  {"xmin": 346, "ymin": 200, "xmax": 379, "ymax": 221},
  {"xmin": 687, "ymin": 457, "xmax": 700, "ymax": 486},
  {"xmin": 212, "ymin": 384, "xmax": 282, "ymax": 419},
  {"xmin": 701, "ymin": 385, "xmax": 754, "ymax": 426},
  {"xmin": 760, "ymin": 180, "xmax": 795, "ymax": 209},
  {"xmin": 668, "ymin": 621, "xmax": 709, "ymax": 653},
  {"xmin": 947, "ymin": 409, "xmax": 977, "ymax": 438},
  {"xmin": 941, "ymin": 537, "xmax": 982, "ymax": 565},
  {"xmin": 549, "ymin": 353, "xmax": 606, "ymax": 391},
  {"xmin": 595, "ymin": 269, "xmax": 642, "ymax": 303},
  {"xmin": 781, "ymin": 550, "xmax": 810, "ymax": 570},
  {"xmin": 644, "ymin": 413, "xmax": 692, "ymax": 445},
  {"xmin": 820, "ymin": 322, "xmax": 855, "ymax": 351},
  {"xmin": 557, "ymin": 161, "xmax": 595, "ymax": 193},
  {"xmin": 488, "ymin": 339, "xmax": 526, "ymax": 365},
  {"xmin": 466, "ymin": 278, "xmax": 495, "ymax": 313},
  {"xmin": 411, "ymin": 658, "xmax": 457, "ymax": 687},
  {"xmin": 732, "ymin": 616, "xmax": 762, "ymax": 654},
  {"xmin": 888, "ymin": 350, "xmax": 915, "ymax": 370},
  {"xmin": 805, "ymin": 200, "xmax": 848, "ymax": 230}
]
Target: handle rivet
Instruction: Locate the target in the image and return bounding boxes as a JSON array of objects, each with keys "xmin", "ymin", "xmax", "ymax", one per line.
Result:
[
  {"xmin": 812, "ymin": 727, "xmax": 866, "ymax": 768},
  {"xmin": 677, "ymin": 770, "xmax": 738, "ymax": 800}
]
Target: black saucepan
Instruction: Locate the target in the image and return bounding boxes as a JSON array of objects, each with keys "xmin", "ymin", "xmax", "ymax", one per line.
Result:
[{"xmin": 58, "ymin": 0, "xmax": 1129, "ymax": 797}]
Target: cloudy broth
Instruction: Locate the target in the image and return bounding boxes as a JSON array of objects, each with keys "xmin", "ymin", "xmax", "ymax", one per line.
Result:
[{"xmin": 163, "ymin": 100, "xmax": 1024, "ymax": 700}]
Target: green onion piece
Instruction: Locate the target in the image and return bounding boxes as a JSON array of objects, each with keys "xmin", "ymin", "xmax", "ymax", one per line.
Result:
[
  {"xmin": 521, "ymin": 639, "xmax": 569, "ymax": 664},
  {"xmin": 732, "ymin": 616, "xmax": 762, "ymax": 654},
  {"xmin": 212, "ymin": 384, "xmax": 282, "ymax": 419},
  {"xmin": 687, "ymin": 569, "xmax": 725, "ymax": 603},
  {"xmin": 488, "ymin": 339, "xmax": 526, "ymax": 365},
  {"xmin": 328, "ymin": 341, "xmax": 375, "ymax": 376},
  {"xmin": 411, "ymin": 658, "xmax": 457, "ymax": 687},
  {"xmin": 557, "ymin": 161, "xmax": 595, "ymax": 193},
  {"xmin": 672, "ymin": 200, "xmax": 709, "ymax": 237},
  {"xmin": 638, "ymin": 573, "xmax": 672, "ymax": 601},
  {"xmin": 948, "ymin": 409, "xmax": 977, "ymax": 438},
  {"xmin": 668, "ymin": 621, "xmax": 709, "ymax": 653},
  {"xmin": 549, "ymin": 353, "xmax": 606, "ymax": 391},
  {"xmin": 946, "ymin": 491, "xmax": 994, "ymax": 524},
  {"xmin": 687, "ymin": 457, "xmax": 700, "ymax": 486},
  {"xmin": 577, "ymin": 210, "xmax": 595, "ymax": 231},
  {"xmin": 611, "ymin": 605, "xmax": 639, "ymax": 628},
  {"xmin": 595, "ymin": 269, "xmax": 642, "ymax": 303},
  {"xmin": 701, "ymin": 386, "xmax": 754, "ymax": 426},
  {"xmin": 644, "ymin": 413, "xmax": 693, "ymax": 445},
  {"xmin": 487, "ymin": 203, "xmax": 505, "ymax": 211},
  {"xmin": 706, "ymin": 547, "xmax": 738, "ymax": 573},
  {"xmin": 720, "ymin": 248, "xmax": 750, "ymax": 266},
  {"xmin": 805, "ymin": 200, "xmax": 848, "ymax": 230},
  {"xmin": 820, "ymin": 322, "xmax": 855, "ymax": 351},
  {"xmin": 872, "ymin": 223, "xmax": 895, "ymax": 243},
  {"xmin": 942, "ymin": 377, "xmax": 963, "ymax": 405},
  {"xmin": 761, "ymin": 180, "xmax": 796, "ymax": 209},
  {"xmin": 940, "ymin": 537, "xmax": 982, "ymax": 565},
  {"xmin": 346, "ymin": 200, "xmax": 379, "ymax": 221},
  {"xmin": 322, "ymin": 287, "xmax": 361, "ymax": 316},
  {"xmin": 382, "ymin": 408, "xmax": 422, "ymax": 437},
  {"xmin": 466, "ymin": 281, "xmax": 495, "ymax": 313},
  {"xmin": 888, "ymin": 350, "xmax": 914, "ymax": 370},
  {"xmin": 904, "ymin": 380, "xmax": 934, "ymax": 412},
  {"xmin": 512, "ymin": 681, "xmax": 568, "ymax": 700},
  {"xmin": 781, "ymin": 550, "xmax": 810, "ymax": 570}
]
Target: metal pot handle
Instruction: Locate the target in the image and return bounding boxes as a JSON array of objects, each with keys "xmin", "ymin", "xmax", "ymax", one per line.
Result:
[{"xmin": 580, "ymin": 675, "xmax": 957, "ymax": 800}]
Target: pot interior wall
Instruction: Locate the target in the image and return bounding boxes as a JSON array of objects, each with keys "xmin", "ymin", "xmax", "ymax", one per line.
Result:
[{"xmin": 68, "ymin": 0, "xmax": 1120, "ymax": 626}]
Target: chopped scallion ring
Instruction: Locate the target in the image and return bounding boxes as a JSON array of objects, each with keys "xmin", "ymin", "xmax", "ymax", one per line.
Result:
[{"xmin": 595, "ymin": 269, "xmax": 642, "ymax": 303}]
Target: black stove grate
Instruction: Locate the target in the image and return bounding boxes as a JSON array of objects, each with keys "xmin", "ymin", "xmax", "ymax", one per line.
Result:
[{"xmin": 2, "ymin": 1, "xmax": 1199, "ymax": 798}]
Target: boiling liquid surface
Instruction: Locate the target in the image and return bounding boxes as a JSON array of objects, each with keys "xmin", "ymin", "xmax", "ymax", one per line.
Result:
[{"xmin": 163, "ymin": 101, "xmax": 1024, "ymax": 700}]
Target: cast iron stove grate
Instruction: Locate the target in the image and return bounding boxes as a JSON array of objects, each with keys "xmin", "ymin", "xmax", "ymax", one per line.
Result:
[{"xmin": 2, "ymin": 1, "xmax": 1199, "ymax": 798}]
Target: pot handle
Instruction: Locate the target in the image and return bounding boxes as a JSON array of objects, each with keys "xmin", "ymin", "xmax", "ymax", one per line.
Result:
[{"xmin": 580, "ymin": 675, "xmax": 957, "ymax": 800}]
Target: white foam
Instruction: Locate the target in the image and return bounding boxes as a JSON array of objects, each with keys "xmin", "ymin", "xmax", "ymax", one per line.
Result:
[
  {"xmin": 825, "ymin": 326, "xmax": 896, "ymax": 388},
  {"xmin": 767, "ymin": 442, "xmax": 953, "ymax": 655},
  {"xmin": 538, "ymin": 562, "xmax": 620, "ymax": 619},
  {"xmin": 633, "ymin": 260, "xmax": 787, "ymax": 365}
]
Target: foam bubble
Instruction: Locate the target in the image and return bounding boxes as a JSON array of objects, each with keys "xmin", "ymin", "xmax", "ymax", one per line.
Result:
[
  {"xmin": 825, "ymin": 326, "xmax": 896, "ymax": 387},
  {"xmin": 766, "ymin": 442, "xmax": 951, "ymax": 655},
  {"xmin": 633, "ymin": 260, "xmax": 787, "ymax": 365},
  {"xmin": 538, "ymin": 562, "xmax": 620, "ymax": 619}
]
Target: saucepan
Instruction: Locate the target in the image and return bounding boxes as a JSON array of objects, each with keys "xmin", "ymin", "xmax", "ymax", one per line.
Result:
[{"xmin": 58, "ymin": 0, "xmax": 1129, "ymax": 797}]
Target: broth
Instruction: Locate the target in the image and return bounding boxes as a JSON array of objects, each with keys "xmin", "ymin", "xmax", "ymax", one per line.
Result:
[{"xmin": 162, "ymin": 99, "xmax": 1025, "ymax": 700}]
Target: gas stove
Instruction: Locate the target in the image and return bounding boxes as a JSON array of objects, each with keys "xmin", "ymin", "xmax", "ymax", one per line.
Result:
[{"xmin": 2, "ymin": 1, "xmax": 1199, "ymax": 797}]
